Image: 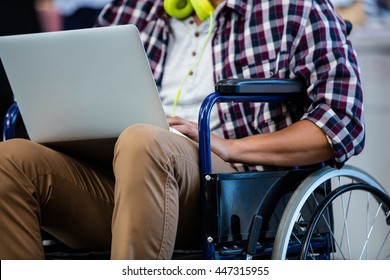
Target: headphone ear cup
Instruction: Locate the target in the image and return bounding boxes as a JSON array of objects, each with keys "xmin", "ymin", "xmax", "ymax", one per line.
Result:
[
  {"xmin": 164, "ymin": 0, "xmax": 194, "ymax": 19},
  {"xmin": 189, "ymin": 0, "xmax": 214, "ymax": 21}
]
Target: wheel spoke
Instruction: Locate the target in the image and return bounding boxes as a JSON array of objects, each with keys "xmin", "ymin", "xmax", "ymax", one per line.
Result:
[
  {"xmin": 359, "ymin": 203, "xmax": 383, "ymax": 259},
  {"xmin": 339, "ymin": 191, "xmax": 352, "ymax": 259},
  {"xmin": 375, "ymin": 228, "xmax": 390, "ymax": 260},
  {"xmin": 311, "ymin": 207, "xmax": 347, "ymax": 260}
]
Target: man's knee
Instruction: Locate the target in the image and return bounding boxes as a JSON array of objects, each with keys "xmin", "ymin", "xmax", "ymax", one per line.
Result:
[
  {"xmin": 0, "ymin": 139, "xmax": 42, "ymax": 197},
  {"xmin": 0, "ymin": 139, "xmax": 68, "ymax": 179},
  {"xmin": 116, "ymin": 124, "xmax": 168, "ymax": 154},
  {"xmin": 0, "ymin": 139, "xmax": 41, "ymax": 161}
]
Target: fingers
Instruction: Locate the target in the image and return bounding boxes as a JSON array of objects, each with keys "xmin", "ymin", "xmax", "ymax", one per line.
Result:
[
  {"xmin": 167, "ymin": 115, "xmax": 185, "ymax": 126},
  {"xmin": 167, "ymin": 116, "xmax": 197, "ymax": 127},
  {"xmin": 166, "ymin": 116, "xmax": 199, "ymax": 141}
]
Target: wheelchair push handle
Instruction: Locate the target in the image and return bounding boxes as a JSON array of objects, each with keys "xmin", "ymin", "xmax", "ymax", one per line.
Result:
[
  {"xmin": 3, "ymin": 102, "xmax": 20, "ymax": 141},
  {"xmin": 198, "ymin": 78, "xmax": 306, "ymax": 175}
]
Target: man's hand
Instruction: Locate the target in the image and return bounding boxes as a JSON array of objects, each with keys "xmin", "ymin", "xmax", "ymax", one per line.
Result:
[
  {"xmin": 167, "ymin": 116, "xmax": 199, "ymax": 142},
  {"xmin": 167, "ymin": 115, "xmax": 231, "ymax": 161}
]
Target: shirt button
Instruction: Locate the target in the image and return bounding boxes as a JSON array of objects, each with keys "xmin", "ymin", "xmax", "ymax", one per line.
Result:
[
  {"xmin": 194, "ymin": 31, "xmax": 200, "ymax": 37},
  {"xmin": 189, "ymin": 70, "xmax": 194, "ymax": 76},
  {"xmin": 191, "ymin": 51, "xmax": 196, "ymax": 56}
]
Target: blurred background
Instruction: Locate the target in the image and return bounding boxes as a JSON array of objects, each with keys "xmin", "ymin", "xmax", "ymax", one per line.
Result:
[
  {"xmin": 333, "ymin": 0, "xmax": 390, "ymax": 191},
  {"xmin": 0, "ymin": 0, "xmax": 389, "ymax": 191}
]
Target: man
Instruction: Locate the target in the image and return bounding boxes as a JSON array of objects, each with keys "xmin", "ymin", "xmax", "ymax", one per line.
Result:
[{"xmin": 0, "ymin": 0, "xmax": 363, "ymax": 259}]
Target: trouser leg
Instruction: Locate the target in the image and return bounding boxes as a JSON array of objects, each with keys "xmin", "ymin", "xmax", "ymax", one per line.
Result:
[
  {"xmin": 111, "ymin": 124, "xmax": 235, "ymax": 259},
  {"xmin": 0, "ymin": 139, "xmax": 115, "ymax": 259}
]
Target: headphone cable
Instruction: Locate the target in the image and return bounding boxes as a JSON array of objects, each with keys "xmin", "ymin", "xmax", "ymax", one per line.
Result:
[{"xmin": 171, "ymin": 11, "xmax": 214, "ymax": 116}]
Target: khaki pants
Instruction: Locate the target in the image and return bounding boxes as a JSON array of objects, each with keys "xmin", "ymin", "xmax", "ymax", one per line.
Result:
[{"xmin": 0, "ymin": 124, "xmax": 235, "ymax": 259}]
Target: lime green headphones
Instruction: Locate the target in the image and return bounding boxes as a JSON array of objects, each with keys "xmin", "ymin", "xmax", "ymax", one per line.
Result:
[{"xmin": 164, "ymin": 0, "xmax": 214, "ymax": 21}]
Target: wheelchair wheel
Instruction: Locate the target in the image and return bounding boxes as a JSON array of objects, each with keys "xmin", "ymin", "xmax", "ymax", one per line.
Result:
[
  {"xmin": 299, "ymin": 182, "xmax": 390, "ymax": 259},
  {"xmin": 272, "ymin": 165, "xmax": 390, "ymax": 260}
]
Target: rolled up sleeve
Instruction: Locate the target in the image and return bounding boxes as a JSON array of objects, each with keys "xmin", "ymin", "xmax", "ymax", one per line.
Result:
[{"xmin": 292, "ymin": 1, "xmax": 364, "ymax": 168}]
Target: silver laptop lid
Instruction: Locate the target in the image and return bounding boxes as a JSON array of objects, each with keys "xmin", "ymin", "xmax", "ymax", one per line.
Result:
[{"xmin": 0, "ymin": 25, "xmax": 169, "ymax": 144}]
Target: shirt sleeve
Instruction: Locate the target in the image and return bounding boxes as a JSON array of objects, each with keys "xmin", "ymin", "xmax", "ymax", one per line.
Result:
[{"xmin": 291, "ymin": 0, "xmax": 364, "ymax": 168}]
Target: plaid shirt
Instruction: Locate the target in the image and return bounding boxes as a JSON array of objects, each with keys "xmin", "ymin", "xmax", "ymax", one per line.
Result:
[{"xmin": 96, "ymin": 0, "xmax": 364, "ymax": 171}]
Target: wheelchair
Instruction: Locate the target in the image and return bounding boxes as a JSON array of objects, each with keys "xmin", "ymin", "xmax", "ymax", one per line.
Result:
[{"xmin": 3, "ymin": 78, "xmax": 390, "ymax": 260}]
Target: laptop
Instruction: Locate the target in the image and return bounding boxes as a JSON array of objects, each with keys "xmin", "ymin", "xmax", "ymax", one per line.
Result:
[{"xmin": 0, "ymin": 25, "xmax": 169, "ymax": 166}]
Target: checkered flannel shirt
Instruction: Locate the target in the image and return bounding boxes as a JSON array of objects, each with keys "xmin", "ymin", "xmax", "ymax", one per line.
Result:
[{"xmin": 96, "ymin": 0, "xmax": 364, "ymax": 171}]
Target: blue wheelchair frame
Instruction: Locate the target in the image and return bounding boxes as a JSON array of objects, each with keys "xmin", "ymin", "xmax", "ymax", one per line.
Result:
[
  {"xmin": 3, "ymin": 102, "xmax": 19, "ymax": 141},
  {"xmin": 198, "ymin": 78, "xmax": 305, "ymax": 175},
  {"xmin": 197, "ymin": 78, "xmax": 321, "ymax": 259}
]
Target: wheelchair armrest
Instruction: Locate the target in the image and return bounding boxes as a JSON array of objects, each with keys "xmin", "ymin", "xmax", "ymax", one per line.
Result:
[
  {"xmin": 198, "ymin": 78, "xmax": 305, "ymax": 174},
  {"xmin": 216, "ymin": 78, "xmax": 305, "ymax": 95},
  {"xmin": 3, "ymin": 102, "xmax": 20, "ymax": 141}
]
